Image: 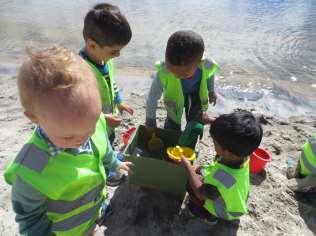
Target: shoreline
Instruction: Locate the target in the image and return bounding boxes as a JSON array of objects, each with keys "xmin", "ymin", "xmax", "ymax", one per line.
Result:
[
  {"xmin": 114, "ymin": 67, "xmax": 316, "ymax": 121},
  {"xmin": 1, "ymin": 63, "xmax": 315, "ymax": 121},
  {"xmin": 1, "ymin": 61, "xmax": 315, "ymax": 121}
]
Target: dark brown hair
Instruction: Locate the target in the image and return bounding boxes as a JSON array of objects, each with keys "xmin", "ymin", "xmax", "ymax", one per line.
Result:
[
  {"xmin": 166, "ymin": 30, "xmax": 204, "ymax": 66},
  {"xmin": 83, "ymin": 3, "xmax": 132, "ymax": 47}
]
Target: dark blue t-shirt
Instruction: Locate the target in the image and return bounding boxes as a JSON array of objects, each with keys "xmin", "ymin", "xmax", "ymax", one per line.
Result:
[{"xmin": 181, "ymin": 68, "xmax": 202, "ymax": 95}]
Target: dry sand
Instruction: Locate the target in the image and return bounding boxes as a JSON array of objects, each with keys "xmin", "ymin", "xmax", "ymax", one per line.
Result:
[{"xmin": 0, "ymin": 69, "xmax": 315, "ymax": 236}]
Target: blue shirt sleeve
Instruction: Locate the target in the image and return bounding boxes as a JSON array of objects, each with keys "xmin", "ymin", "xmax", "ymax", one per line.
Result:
[{"xmin": 103, "ymin": 136, "xmax": 122, "ymax": 171}]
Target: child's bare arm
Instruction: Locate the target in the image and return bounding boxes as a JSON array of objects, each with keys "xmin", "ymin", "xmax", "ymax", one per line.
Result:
[
  {"xmin": 104, "ymin": 114, "xmax": 122, "ymax": 128},
  {"xmin": 181, "ymin": 158, "xmax": 220, "ymax": 201},
  {"xmin": 118, "ymin": 161, "xmax": 134, "ymax": 174},
  {"xmin": 118, "ymin": 103, "xmax": 134, "ymax": 115},
  {"xmin": 180, "ymin": 157, "xmax": 204, "ymax": 201},
  {"xmin": 103, "ymin": 137, "xmax": 134, "ymax": 174}
]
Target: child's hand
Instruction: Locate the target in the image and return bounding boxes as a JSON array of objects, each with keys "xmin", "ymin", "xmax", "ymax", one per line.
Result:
[
  {"xmin": 92, "ymin": 225, "xmax": 106, "ymax": 236},
  {"xmin": 118, "ymin": 103, "xmax": 134, "ymax": 115},
  {"xmin": 104, "ymin": 114, "xmax": 122, "ymax": 127},
  {"xmin": 119, "ymin": 161, "xmax": 134, "ymax": 174},
  {"xmin": 208, "ymin": 92, "xmax": 217, "ymax": 106},
  {"xmin": 180, "ymin": 156, "xmax": 191, "ymax": 167},
  {"xmin": 201, "ymin": 112, "xmax": 215, "ymax": 125}
]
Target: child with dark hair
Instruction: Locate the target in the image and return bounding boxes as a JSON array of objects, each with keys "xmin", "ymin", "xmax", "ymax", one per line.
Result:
[
  {"xmin": 80, "ymin": 3, "xmax": 133, "ymax": 186},
  {"xmin": 181, "ymin": 110, "xmax": 263, "ymax": 223},
  {"xmin": 146, "ymin": 30, "xmax": 219, "ymax": 131},
  {"xmin": 81, "ymin": 3, "xmax": 133, "ymax": 143}
]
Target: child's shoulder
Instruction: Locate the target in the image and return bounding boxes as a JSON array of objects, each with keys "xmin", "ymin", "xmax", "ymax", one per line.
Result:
[
  {"xmin": 13, "ymin": 130, "xmax": 50, "ymax": 165},
  {"xmin": 201, "ymin": 57, "xmax": 218, "ymax": 69},
  {"xmin": 15, "ymin": 140, "xmax": 49, "ymax": 169},
  {"xmin": 201, "ymin": 161, "xmax": 217, "ymax": 175},
  {"xmin": 154, "ymin": 60, "xmax": 165, "ymax": 69}
]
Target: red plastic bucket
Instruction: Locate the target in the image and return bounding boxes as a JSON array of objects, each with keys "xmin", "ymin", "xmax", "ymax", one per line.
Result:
[
  {"xmin": 123, "ymin": 127, "xmax": 136, "ymax": 145},
  {"xmin": 250, "ymin": 148, "xmax": 272, "ymax": 173}
]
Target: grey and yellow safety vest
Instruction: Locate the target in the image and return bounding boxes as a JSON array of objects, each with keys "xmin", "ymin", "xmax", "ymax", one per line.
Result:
[
  {"xmin": 156, "ymin": 59, "xmax": 218, "ymax": 124},
  {"xmin": 299, "ymin": 134, "xmax": 316, "ymax": 176},
  {"xmin": 4, "ymin": 115, "xmax": 108, "ymax": 236},
  {"xmin": 202, "ymin": 160, "xmax": 249, "ymax": 220},
  {"xmin": 85, "ymin": 59, "xmax": 118, "ymax": 115}
]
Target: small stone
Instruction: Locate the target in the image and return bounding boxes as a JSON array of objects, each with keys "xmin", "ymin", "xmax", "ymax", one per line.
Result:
[
  {"xmin": 258, "ymin": 115, "xmax": 271, "ymax": 125},
  {"xmin": 264, "ymin": 130, "xmax": 272, "ymax": 137},
  {"xmin": 290, "ymin": 76, "xmax": 297, "ymax": 82},
  {"xmin": 281, "ymin": 134, "xmax": 291, "ymax": 141},
  {"xmin": 279, "ymin": 121, "xmax": 289, "ymax": 125},
  {"xmin": 271, "ymin": 144, "xmax": 282, "ymax": 155}
]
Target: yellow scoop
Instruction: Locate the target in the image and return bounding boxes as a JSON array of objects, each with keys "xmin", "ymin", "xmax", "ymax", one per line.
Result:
[
  {"xmin": 167, "ymin": 145, "xmax": 196, "ymax": 162},
  {"xmin": 148, "ymin": 133, "xmax": 164, "ymax": 151}
]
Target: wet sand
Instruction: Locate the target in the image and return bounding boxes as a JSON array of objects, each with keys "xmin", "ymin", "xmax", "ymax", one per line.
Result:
[{"xmin": 0, "ymin": 69, "xmax": 316, "ymax": 236}]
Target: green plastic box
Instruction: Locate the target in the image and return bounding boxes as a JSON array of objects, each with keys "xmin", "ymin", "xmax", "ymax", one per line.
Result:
[{"xmin": 124, "ymin": 125, "xmax": 188, "ymax": 196}]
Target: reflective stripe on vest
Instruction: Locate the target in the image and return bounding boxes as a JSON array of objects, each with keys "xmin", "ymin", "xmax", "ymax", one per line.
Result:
[
  {"xmin": 52, "ymin": 203, "xmax": 100, "ymax": 231},
  {"xmin": 300, "ymin": 135, "xmax": 316, "ymax": 176},
  {"xmin": 46, "ymin": 184, "xmax": 104, "ymax": 214},
  {"xmin": 212, "ymin": 196, "xmax": 245, "ymax": 220},
  {"xmin": 14, "ymin": 143, "xmax": 49, "ymax": 172},
  {"xmin": 213, "ymin": 169, "xmax": 236, "ymax": 188},
  {"xmin": 213, "ymin": 197, "xmax": 228, "ymax": 219}
]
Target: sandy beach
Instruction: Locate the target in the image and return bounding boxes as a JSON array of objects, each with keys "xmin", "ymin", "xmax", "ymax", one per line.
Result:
[{"xmin": 0, "ymin": 67, "xmax": 315, "ymax": 236}]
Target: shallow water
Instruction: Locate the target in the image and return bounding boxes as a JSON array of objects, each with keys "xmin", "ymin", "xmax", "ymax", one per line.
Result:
[
  {"xmin": 0, "ymin": 0, "xmax": 316, "ymax": 82},
  {"xmin": 116, "ymin": 72, "xmax": 316, "ymax": 118}
]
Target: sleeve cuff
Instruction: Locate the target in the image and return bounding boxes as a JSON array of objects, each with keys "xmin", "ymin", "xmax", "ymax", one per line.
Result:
[{"xmin": 113, "ymin": 157, "xmax": 122, "ymax": 171}]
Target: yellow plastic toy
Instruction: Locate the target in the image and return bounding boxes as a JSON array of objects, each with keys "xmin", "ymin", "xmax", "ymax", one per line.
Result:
[
  {"xmin": 167, "ymin": 145, "xmax": 196, "ymax": 162},
  {"xmin": 148, "ymin": 133, "xmax": 164, "ymax": 152}
]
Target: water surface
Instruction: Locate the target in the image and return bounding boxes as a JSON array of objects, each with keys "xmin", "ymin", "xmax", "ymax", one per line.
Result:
[{"xmin": 0, "ymin": 0, "xmax": 315, "ymax": 82}]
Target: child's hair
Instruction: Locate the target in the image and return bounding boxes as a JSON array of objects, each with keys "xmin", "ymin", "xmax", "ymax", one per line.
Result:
[
  {"xmin": 165, "ymin": 30, "xmax": 204, "ymax": 66},
  {"xmin": 83, "ymin": 3, "xmax": 132, "ymax": 47},
  {"xmin": 210, "ymin": 110, "xmax": 263, "ymax": 157},
  {"xmin": 18, "ymin": 46, "xmax": 95, "ymax": 112}
]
